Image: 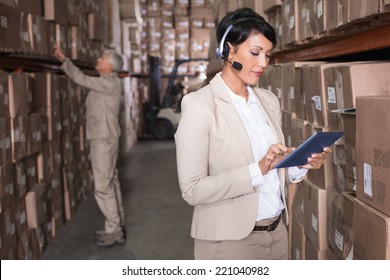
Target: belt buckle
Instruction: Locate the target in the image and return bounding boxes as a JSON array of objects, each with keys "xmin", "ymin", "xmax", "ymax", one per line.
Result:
[
  {"xmin": 267, "ymin": 216, "xmax": 280, "ymax": 232},
  {"xmin": 267, "ymin": 222, "xmax": 276, "ymax": 232}
]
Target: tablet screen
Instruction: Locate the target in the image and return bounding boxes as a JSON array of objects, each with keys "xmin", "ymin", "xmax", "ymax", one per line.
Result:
[{"xmin": 275, "ymin": 131, "xmax": 344, "ymax": 168}]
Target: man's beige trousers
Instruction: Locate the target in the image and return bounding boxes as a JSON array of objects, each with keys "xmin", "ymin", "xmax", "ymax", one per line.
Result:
[{"xmin": 90, "ymin": 138, "xmax": 124, "ymax": 233}]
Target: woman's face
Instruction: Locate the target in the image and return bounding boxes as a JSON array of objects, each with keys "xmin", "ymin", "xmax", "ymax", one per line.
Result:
[{"xmin": 228, "ymin": 32, "xmax": 273, "ymax": 86}]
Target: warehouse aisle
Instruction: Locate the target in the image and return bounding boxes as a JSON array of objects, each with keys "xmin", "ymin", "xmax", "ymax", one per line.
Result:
[{"xmin": 41, "ymin": 140, "xmax": 194, "ymax": 260}]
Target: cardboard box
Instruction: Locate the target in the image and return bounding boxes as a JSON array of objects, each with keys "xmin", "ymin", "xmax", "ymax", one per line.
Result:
[
  {"xmin": 48, "ymin": 139, "xmax": 62, "ymax": 173},
  {"xmin": 303, "ymin": 179, "xmax": 328, "ymax": 250},
  {"xmin": 190, "ymin": 6, "xmax": 214, "ymax": 28},
  {"xmin": 14, "ymin": 197, "xmax": 27, "ymax": 237},
  {"xmin": 292, "ymin": 181, "xmax": 305, "ymax": 226},
  {"xmin": 14, "ymin": 160, "xmax": 27, "ymax": 200},
  {"xmin": 266, "ymin": 6, "xmax": 283, "ymax": 50},
  {"xmin": 50, "ymin": 197, "xmax": 64, "ymax": 237},
  {"xmin": 25, "ymin": 155, "xmax": 37, "ymax": 190},
  {"xmin": 8, "ymin": 73, "xmax": 29, "ymax": 118},
  {"xmin": 32, "ymin": 73, "xmax": 60, "ymax": 110},
  {"xmin": 0, "ymin": 69, "xmax": 8, "ymax": 118},
  {"xmin": 27, "ymin": 14, "xmax": 48, "ymax": 55},
  {"xmin": 334, "ymin": 62, "xmax": 390, "ymax": 110},
  {"xmin": 356, "ymin": 96, "xmax": 390, "ymax": 216},
  {"xmin": 332, "ymin": 144, "xmax": 347, "ymax": 193},
  {"xmin": 263, "ymin": 0, "xmax": 282, "ymax": 13},
  {"xmin": 323, "ymin": 66, "xmax": 341, "ymax": 131},
  {"xmin": 353, "ymin": 198, "xmax": 390, "ymax": 259},
  {"xmin": 10, "ymin": 114, "xmax": 28, "ymax": 163},
  {"xmin": 44, "ymin": 0, "xmax": 68, "ymax": 26},
  {"xmin": 282, "ymin": 62, "xmax": 300, "ymax": 113},
  {"xmin": 25, "ymin": 183, "xmax": 47, "ymax": 229},
  {"xmin": 294, "ymin": 66, "xmax": 305, "ymax": 119},
  {"xmin": 304, "ymin": 63, "xmax": 350, "ymax": 128},
  {"xmin": 326, "ymin": 0, "xmax": 349, "ymax": 30},
  {"xmin": 36, "ymin": 146, "xmax": 50, "ymax": 182},
  {"xmin": 341, "ymin": 111, "xmax": 356, "ymax": 191},
  {"xmin": 281, "ymin": 0, "xmax": 298, "ymax": 45},
  {"xmin": 17, "ymin": 229, "xmax": 33, "ymax": 260},
  {"xmin": 55, "ymin": 23, "xmax": 70, "ymax": 56},
  {"xmin": 45, "ymin": 20, "xmax": 56, "ymax": 56},
  {"xmin": 291, "ymin": 215, "xmax": 305, "ymax": 259},
  {"xmin": 70, "ymin": 26, "xmax": 88, "ymax": 61},
  {"xmin": 297, "ymin": 0, "xmax": 312, "ymax": 41},
  {"xmin": 0, "ymin": 206, "xmax": 17, "ymax": 258},
  {"xmin": 15, "ymin": 0, "xmax": 42, "ymax": 15},
  {"xmin": 30, "ymin": 227, "xmax": 46, "ymax": 259},
  {"xmin": 0, "ymin": 3, "xmax": 20, "ymax": 51},
  {"xmin": 271, "ymin": 64, "xmax": 283, "ymax": 108},
  {"xmin": 0, "ymin": 162, "xmax": 14, "ymax": 213},
  {"xmin": 119, "ymin": 0, "xmax": 142, "ymax": 22},
  {"xmin": 310, "ymin": 0, "xmax": 327, "ymax": 35},
  {"xmin": 190, "ymin": 28, "xmax": 210, "ymax": 59},
  {"xmin": 349, "ymin": 0, "xmax": 378, "ymax": 22},
  {"xmin": 281, "ymin": 110, "xmax": 292, "ymax": 145},
  {"xmin": 301, "ymin": 65, "xmax": 314, "ymax": 124},
  {"xmin": 26, "ymin": 112, "xmax": 43, "ymax": 156},
  {"xmin": 45, "ymin": 109, "xmax": 62, "ymax": 141},
  {"xmin": 342, "ymin": 191, "xmax": 355, "ymax": 259},
  {"xmin": 327, "ymin": 187, "xmax": 344, "ymax": 259},
  {"xmin": 88, "ymin": 13, "xmax": 107, "ymax": 42},
  {"xmin": 306, "ymin": 127, "xmax": 335, "ymax": 190},
  {"xmin": 0, "ymin": 117, "xmax": 5, "ymax": 165},
  {"xmin": 0, "ymin": 0, "xmax": 16, "ymax": 7},
  {"xmin": 0, "ymin": 116, "xmax": 11, "ymax": 164},
  {"xmin": 18, "ymin": 11, "xmax": 32, "ymax": 53},
  {"xmin": 290, "ymin": 116, "xmax": 306, "ymax": 147},
  {"xmin": 305, "ymin": 236, "xmax": 328, "ymax": 259}
]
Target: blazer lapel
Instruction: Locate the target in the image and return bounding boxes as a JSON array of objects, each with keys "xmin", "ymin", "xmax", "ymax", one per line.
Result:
[{"xmin": 209, "ymin": 75, "xmax": 254, "ymax": 163}]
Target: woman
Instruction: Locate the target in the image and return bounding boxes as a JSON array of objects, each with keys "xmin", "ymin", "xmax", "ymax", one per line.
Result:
[{"xmin": 175, "ymin": 7, "xmax": 331, "ymax": 260}]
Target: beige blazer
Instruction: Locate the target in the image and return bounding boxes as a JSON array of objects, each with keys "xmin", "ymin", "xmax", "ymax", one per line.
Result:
[
  {"xmin": 175, "ymin": 73, "xmax": 292, "ymax": 241},
  {"xmin": 61, "ymin": 60, "xmax": 121, "ymax": 140}
]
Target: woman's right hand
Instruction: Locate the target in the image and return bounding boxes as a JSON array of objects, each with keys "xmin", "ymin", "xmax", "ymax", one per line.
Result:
[{"xmin": 258, "ymin": 143, "xmax": 295, "ymax": 174}]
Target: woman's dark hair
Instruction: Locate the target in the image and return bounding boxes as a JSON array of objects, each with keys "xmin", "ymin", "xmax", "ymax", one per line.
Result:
[{"xmin": 216, "ymin": 7, "xmax": 277, "ymax": 58}]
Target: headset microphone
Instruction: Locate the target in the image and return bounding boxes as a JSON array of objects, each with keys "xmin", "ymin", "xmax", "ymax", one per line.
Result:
[
  {"xmin": 232, "ymin": 61, "xmax": 243, "ymax": 71},
  {"xmin": 223, "ymin": 57, "xmax": 243, "ymax": 71}
]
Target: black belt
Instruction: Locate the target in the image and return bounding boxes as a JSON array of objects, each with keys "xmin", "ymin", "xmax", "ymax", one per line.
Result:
[{"xmin": 253, "ymin": 215, "xmax": 281, "ymax": 232}]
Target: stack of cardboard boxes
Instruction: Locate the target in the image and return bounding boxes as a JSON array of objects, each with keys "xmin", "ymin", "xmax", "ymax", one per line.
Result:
[
  {"xmin": 0, "ymin": 0, "xmax": 141, "ymax": 259},
  {"xmin": 0, "ymin": 68, "xmax": 97, "ymax": 259},
  {"xmin": 260, "ymin": 59, "xmax": 390, "ymax": 259},
  {"xmin": 256, "ymin": 0, "xmax": 390, "ymax": 260}
]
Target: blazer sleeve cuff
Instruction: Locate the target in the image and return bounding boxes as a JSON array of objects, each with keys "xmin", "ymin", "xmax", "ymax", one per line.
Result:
[{"xmin": 249, "ymin": 162, "xmax": 265, "ymax": 187}]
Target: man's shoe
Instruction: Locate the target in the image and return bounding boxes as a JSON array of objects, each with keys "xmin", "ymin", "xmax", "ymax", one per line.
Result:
[
  {"xmin": 96, "ymin": 230, "xmax": 125, "ymax": 247},
  {"xmin": 94, "ymin": 230, "xmax": 106, "ymax": 237},
  {"xmin": 95, "ymin": 227, "xmax": 126, "ymax": 238}
]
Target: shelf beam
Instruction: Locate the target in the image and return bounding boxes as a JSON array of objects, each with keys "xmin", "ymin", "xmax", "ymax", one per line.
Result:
[
  {"xmin": 274, "ymin": 24, "xmax": 390, "ymax": 63},
  {"xmin": 0, "ymin": 53, "xmax": 98, "ymax": 75}
]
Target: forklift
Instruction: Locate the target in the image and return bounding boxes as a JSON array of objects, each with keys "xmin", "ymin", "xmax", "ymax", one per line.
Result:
[{"xmin": 142, "ymin": 56, "xmax": 208, "ymax": 139}]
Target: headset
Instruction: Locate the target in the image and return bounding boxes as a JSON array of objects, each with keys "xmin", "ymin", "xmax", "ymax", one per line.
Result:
[{"xmin": 215, "ymin": 17, "xmax": 264, "ymax": 71}]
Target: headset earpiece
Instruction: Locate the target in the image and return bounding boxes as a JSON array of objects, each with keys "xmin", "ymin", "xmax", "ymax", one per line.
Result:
[{"xmin": 215, "ymin": 24, "xmax": 233, "ymax": 59}]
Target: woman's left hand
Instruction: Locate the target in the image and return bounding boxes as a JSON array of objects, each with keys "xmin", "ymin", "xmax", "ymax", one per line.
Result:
[{"xmin": 299, "ymin": 147, "xmax": 333, "ymax": 170}]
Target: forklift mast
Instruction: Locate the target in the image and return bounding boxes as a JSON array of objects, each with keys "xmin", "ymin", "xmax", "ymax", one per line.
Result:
[
  {"xmin": 161, "ymin": 58, "xmax": 208, "ymax": 108},
  {"xmin": 143, "ymin": 56, "xmax": 208, "ymax": 139}
]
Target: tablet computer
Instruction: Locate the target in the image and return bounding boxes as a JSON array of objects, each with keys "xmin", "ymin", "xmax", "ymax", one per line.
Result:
[{"xmin": 275, "ymin": 131, "xmax": 344, "ymax": 168}]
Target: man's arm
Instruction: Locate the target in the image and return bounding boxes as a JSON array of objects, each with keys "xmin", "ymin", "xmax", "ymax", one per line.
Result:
[{"xmin": 54, "ymin": 45, "xmax": 116, "ymax": 94}]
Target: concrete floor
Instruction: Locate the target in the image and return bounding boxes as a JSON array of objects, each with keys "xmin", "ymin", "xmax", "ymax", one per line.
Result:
[{"xmin": 40, "ymin": 139, "xmax": 194, "ymax": 260}]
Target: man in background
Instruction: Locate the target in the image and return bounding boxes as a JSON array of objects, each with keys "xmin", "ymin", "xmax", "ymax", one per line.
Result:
[{"xmin": 54, "ymin": 46, "xmax": 126, "ymax": 247}]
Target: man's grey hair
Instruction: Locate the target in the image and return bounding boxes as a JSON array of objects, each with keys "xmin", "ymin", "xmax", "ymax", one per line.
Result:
[{"xmin": 104, "ymin": 49, "xmax": 124, "ymax": 72}]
